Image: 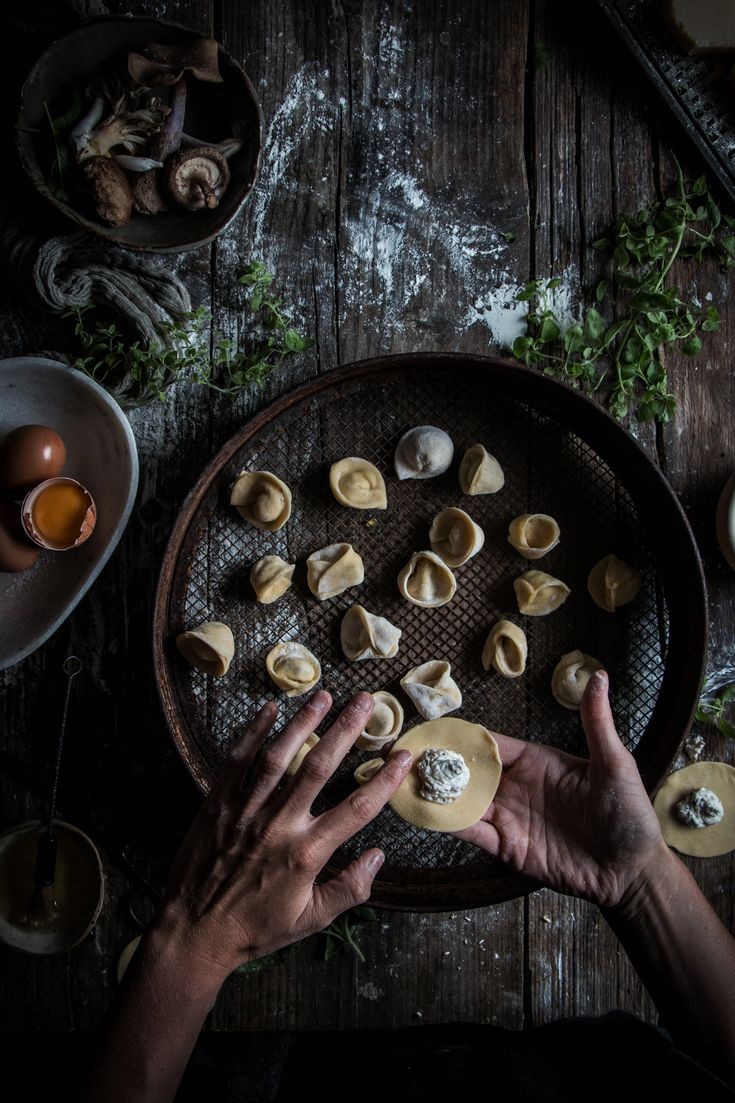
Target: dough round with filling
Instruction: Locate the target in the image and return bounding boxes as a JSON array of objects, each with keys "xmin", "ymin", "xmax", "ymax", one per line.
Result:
[
  {"xmin": 397, "ymin": 550, "xmax": 457, "ymax": 607},
  {"xmin": 514, "ymin": 570, "xmax": 570, "ymax": 616},
  {"xmin": 387, "ymin": 717, "xmax": 502, "ymax": 831},
  {"xmin": 653, "ymin": 762, "xmax": 735, "ymax": 857},
  {"xmin": 265, "ymin": 642, "xmax": 321, "ymax": 696},
  {"xmin": 394, "ymin": 426, "xmax": 453, "ymax": 480},
  {"xmin": 400, "ymin": 660, "xmax": 462, "ymax": 720},
  {"xmin": 551, "ymin": 650, "xmax": 603, "ymax": 709},
  {"xmin": 307, "ymin": 542, "xmax": 364, "ymax": 600},
  {"xmin": 507, "ymin": 514, "xmax": 560, "ymax": 560},
  {"xmin": 329, "ymin": 458, "xmax": 387, "ymax": 510},
  {"xmin": 356, "ymin": 690, "xmax": 404, "ymax": 749},
  {"xmin": 250, "ymin": 555, "xmax": 295, "ymax": 604},
  {"xmin": 285, "ymin": 732, "xmax": 319, "ymax": 776},
  {"xmin": 176, "ymin": 621, "xmax": 234, "ymax": 676},
  {"xmin": 230, "ymin": 471, "xmax": 292, "ymax": 531},
  {"xmin": 587, "ymin": 553, "xmax": 641, "ymax": 612},
  {"xmin": 429, "ymin": 507, "xmax": 485, "ymax": 567},
  {"xmin": 482, "ymin": 620, "xmax": 527, "ymax": 678},
  {"xmin": 458, "ymin": 444, "xmax": 504, "ymax": 495},
  {"xmin": 341, "ymin": 604, "xmax": 402, "ymax": 660}
]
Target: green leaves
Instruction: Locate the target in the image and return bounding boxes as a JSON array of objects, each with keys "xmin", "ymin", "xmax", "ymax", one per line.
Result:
[
  {"xmin": 67, "ymin": 261, "xmax": 314, "ymax": 405},
  {"xmin": 320, "ymin": 906, "xmax": 377, "ymax": 962},
  {"xmin": 510, "ymin": 162, "xmax": 731, "ymax": 423},
  {"xmin": 696, "ymin": 682, "xmax": 735, "ymax": 739}
]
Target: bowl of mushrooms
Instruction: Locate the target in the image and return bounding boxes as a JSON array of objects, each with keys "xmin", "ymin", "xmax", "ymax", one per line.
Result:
[{"xmin": 15, "ymin": 16, "xmax": 263, "ymax": 252}]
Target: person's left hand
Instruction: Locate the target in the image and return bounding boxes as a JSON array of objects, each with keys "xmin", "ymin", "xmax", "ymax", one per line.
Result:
[{"xmin": 153, "ymin": 689, "xmax": 412, "ymax": 980}]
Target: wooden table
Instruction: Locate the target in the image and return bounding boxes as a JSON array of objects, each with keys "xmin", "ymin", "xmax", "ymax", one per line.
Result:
[{"xmin": 1, "ymin": 0, "xmax": 733, "ymax": 1036}]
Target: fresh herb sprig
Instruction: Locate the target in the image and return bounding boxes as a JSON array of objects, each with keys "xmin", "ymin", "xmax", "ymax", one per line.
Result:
[
  {"xmin": 696, "ymin": 682, "xmax": 735, "ymax": 739},
  {"xmin": 320, "ymin": 906, "xmax": 377, "ymax": 963},
  {"xmin": 67, "ymin": 261, "xmax": 314, "ymax": 406},
  {"xmin": 512, "ymin": 164, "xmax": 734, "ymax": 422}
]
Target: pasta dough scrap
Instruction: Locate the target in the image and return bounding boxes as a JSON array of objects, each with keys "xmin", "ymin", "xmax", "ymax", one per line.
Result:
[
  {"xmin": 397, "ymin": 550, "xmax": 457, "ymax": 607},
  {"xmin": 400, "ymin": 660, "xmax": 462, "ymax": 720},
  {"xmin": 514, "ymin": 570, "xmax": 570, "ymax": 616},
  {"xmin": 230, "ymin": 470, "xmax": 292, "ymax": 531},
  {"xmin": 250, "ymin": 555, "xmax": 295, "ymax": 604},
  {"xmin": 307, "ymin": 542, "xmax": 364, "ymax": 600},
  {"xmin": 458, "ymin": 444, "xmax": 505, "ymax": 495},
  {"xmin": 394, "ymin": 425, "xmax": 453, "ymax": 480},
  {"xmin": 176, "ymin": 621, "xmax": 234, "ymax": 677},
  {"xmin": 354, "ymin": 758, "xmax": 384, "ymax": 784},
  {"xmin": 387, "ymin": 717, "xmax": 502, "ymax": 831},
  {"xmin": 265, "ymin": 642, "xmax": 321, "ymax": 696},
  {"xmin": 551, "ymin": 650, "xmax": 603, "ymax": 709},
  {"xmin": 507, "ymin": 514, "xmax": 560, "ymax": 560},
  {"xmin": 286, "ymin": 732, "xmax": 319, "ymax": 776},
  {"xmin": 482, "ymin": 620, "xmax": 527, "ymax": 678},
  {"xmin": 587, "ymin": 553, "xmax": 641, "ymax": 612},
  {"xmin": 653, "ymin": 762, "xmax": 735, "ymax": 858},
  {"xmin": 329, "ymin": 457, "xmax": 387, "ymax": 510},
  {"xmin": 356, "ymin": 690, "xmax": 404, "ymax": 749},
  {"xmin": 341, "ymin": 604, "xmax": 402, "ymax": 660},
  {"xmin": 429, "ymin": 507, "xmax": 485, "ymax": 567}
]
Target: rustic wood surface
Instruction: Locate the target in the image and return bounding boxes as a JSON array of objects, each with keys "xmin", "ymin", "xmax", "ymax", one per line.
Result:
[{"xmin": 0, "ymin": 0, "xmax": 733, "ymax": 1039}]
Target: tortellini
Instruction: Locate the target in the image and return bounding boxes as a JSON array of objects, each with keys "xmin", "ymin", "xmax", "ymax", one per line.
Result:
[
  {"xmin": 286, "ymin": 732, "xmax": 319, "ymax": 776},
  {"xmin": 481, "ymin": 620, "xmax": 527, "ymax": 678},
  {"xmin": 341, "ymin": 604, "xmax": 402, "ymax": 661},
  {"xmin": 356, "ymin": 690, "xmax": 404, "ymax": 750},
  {"xmin": 459, "ymin": 443, "xmax": 504, "ymax": 495},
  {"xmin": 354, "ymin": 758, "xmax": 384, "ymax": 785},
  {"xmin": 265, "ymin": 642, "xmax": 321, "ymax": 696},
  {"xmin": 429, "ymin": 507, "xmax": 485, "ymax": 567},
  {"xmin": 514, "ymin": 570, "xmax": 570, "ymax": 616},
  {"xmin": 551, "ymin": 650, "xmax": 603, "ymax": 710},
  {"xmin": 250, "ymin": 554, "xmax": 295, "ymax": 604},
  {"xmin": 587, "ymin": 553, "xmax": 641, "ymax": 612},
  {"xmin": 175, "ymin": 621, "xmax": 234, "ymax": 677},
  {"xmin": 329, "ymin": 458, "xmax": 387, "ymax": 510},
  {"xmin": 397, "ymin": 550, "xmax": 457, "ymax": 607},
  {"xmin": 507, "ymin": 514, "xmax": 560, "ymax": 560},
  {"xmin": 400, "ymin": 660, "xmax": 462, "ymax": 720},
  {"xmin": 230, "ymin": 470, "xmax": 292, "ymax": 531},
  {"xmin": 306, "ymin": 542, "xmax": 364, "ymax": 600},
  {"xmin": 394, "ymin": 425, "xmax": 453, "ymax": 480}
]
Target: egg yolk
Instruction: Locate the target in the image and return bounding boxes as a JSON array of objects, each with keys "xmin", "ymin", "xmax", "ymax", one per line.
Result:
[{"xmin": 32, "ymin": 483, "xmax": 90, "ymax": 546}]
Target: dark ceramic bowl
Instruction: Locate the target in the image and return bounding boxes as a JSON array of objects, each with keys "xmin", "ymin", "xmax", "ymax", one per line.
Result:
[{"xmin": 15, "ymin": 16, "xmax": 263, "ymax": 252}]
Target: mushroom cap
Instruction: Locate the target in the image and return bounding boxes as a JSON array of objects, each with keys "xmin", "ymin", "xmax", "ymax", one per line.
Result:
[
  {"xmin": 128, "ymin": 37, "xmax": 223, "ymax": 86},
  {"xmin": 81, "ymin": 156, "xmax": 133, "ymax": 226},
  {"xmin": 164, "ymin": 145, "xmax": 231, "ymax": 210}
]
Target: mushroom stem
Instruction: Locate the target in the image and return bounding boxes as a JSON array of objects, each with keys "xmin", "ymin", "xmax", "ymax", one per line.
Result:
[
  {"xmin": 132, "ymin": 76, "xmax": 187, "ymax": 215},
  {"xmin": 181, "ymin": 133, "xmax": 244, "ymax": 159},
  {"xmin": 69, "ymin": 96, "xmax": 105, "ymax": 156}
]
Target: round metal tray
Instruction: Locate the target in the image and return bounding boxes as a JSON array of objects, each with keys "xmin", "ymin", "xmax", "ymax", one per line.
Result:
[{"xmin": 153, "ymin": 353, "xmax": 707, "ymax": 911}]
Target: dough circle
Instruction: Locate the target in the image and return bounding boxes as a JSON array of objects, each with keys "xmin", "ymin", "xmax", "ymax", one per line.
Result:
[
  {"xmin": 387, "ymin": 717, "xmax": 502, "ymax": 831},
  {"xmin": 653, "ymin": 762, "xmax": 735, "ymax": 857}
]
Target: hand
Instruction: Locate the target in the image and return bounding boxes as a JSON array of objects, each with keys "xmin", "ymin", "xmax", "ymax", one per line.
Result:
[
  {"xmin": 155, "ymin": 690, "xmax": 413, "ymax": 979},
  {"xmin": 452, "ymin": 671, "xmax": 667, "ymax": 909}
]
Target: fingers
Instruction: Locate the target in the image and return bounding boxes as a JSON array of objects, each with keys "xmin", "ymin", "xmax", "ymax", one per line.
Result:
[
  {"xmin": 451, "ymin": 819, "xmax": 502, "ymax": 854},
  {"xmin": 210, "ymin": 701, "xmax": 279, "ymax": 805},
  {"xmin": 308, "ymin": 747, "xmax": 414, "ymax": 856},
  {"xmin": 580, "ymin": 670, "xmax": 629, "ymax": 770},
  {"xmin": 308, "ymin": 848, "xmax": 385, "ymax": 927}
]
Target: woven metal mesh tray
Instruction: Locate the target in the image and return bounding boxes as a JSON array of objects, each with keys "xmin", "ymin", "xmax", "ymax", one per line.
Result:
[
  {"xmin": 153, "ymin": 354, "xmax": 706, "ymax": 910},
  {"xmin": 597, "ymin": 0, "xmax": 735, "ymax": 203}
]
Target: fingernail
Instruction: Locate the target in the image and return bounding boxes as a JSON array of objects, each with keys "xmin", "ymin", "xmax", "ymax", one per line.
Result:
[
  {"xmin": 355, "ymin": 692, "xmax": 373, "ymax": 712},
  {"xmin": 311, "ymin": 690, "xmax": 331, "ymax": 709},
  {"xmin": 368, "ymin": 850, "xmax": 385, "ymax": 871},
  {"xmin": 588, "ymin": 670, "xmax": 608, "ymax": 695},
  {"xmin": 393, "ymin": 750, "xmax": 413, "ymax": 768}
]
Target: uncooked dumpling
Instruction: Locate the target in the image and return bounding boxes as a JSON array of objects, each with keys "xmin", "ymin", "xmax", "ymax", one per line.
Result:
[
  {"xmin": 176, "ymin": 621, "xmax": 234, "ymax": 677},
  {"xmin": 230, "ymin": 470, "xmax": 292, "ymax": 531},
  {"xmin": 286, "ymin": 732, "xmax": 319, "ymax": 776},
  {"xmin": 341, "ymin": 604, "xmax": 402, "ymax": 660},
  {"xmin": 306, "ymin": 542, "xmax": 364, "ymax": 600},
  {"xmin": 354, "ymin": 758, "xmax": 385, "ymax": 785},
  {"xmin": 551, "ymin": 650, "xmax": 603, "ymax": 709},
  {"xmin": 387, "ymin": 717, "xmax": 502, "ymax": 831},
  {"xmin": 265, "ymin": 642, "xmax": 321, "ymax": 696},
  {"xmin": 514, "ymin": 570, "xmax": 570, "ymax": 616},
  {"xmin": 394, "ymin": 426, "xmax": 453, "ymax": 480},
  {"xmin": 400, "ymin": 660, "xmax": 462, "ymax": 720},
  {"xmin": 481, "ymin": 620, "xmax": 527, "ymax": 678},
  {"xmin": 329, "ymin": 458, "xmax": 387, "ymax": 510},
  {"xmin": 653, "ymin": 762, "xmax": 735, "ymax": 858},
  {"xmin": 429, "ymin": 507, "xmax": 485, "ymax": 567},
  {"xmin": 507, "ymin": 514, "xmax": 560, "ymax": 560},
  {"xmin": 250, "ymin": 555, "xmax": 295, "ymax": 604},
  {"xmin": 356, "ymin": 690, "xmax": 404, "ymax": 750},
  {"xmin": 587, "ymin": 553, "xmax": 641, "ymax": 612},
  {"xmin": 458, "ymin": 444, "xmax": 504, "ymax": 495},
  {"xmin": 397, "ymin": 550, "xmax": 457, "ymax": 607}
]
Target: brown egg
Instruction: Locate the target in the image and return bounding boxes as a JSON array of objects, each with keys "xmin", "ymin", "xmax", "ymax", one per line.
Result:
[
  {"xmin": 0, "ymin": 499, "xmax": 40, "ymax": 572},
  {"xmin": 0, "ymin": 425, "xmax": 67, "ymax": 496}
]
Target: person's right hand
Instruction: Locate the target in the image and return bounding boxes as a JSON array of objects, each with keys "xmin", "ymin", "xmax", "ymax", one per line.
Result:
[{"xmin": 451, "ymin": 670, "xmax": 668, "ymax": 910}]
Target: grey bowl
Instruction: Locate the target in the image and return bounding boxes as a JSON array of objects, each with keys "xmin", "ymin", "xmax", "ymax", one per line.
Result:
[
  {"xmin": 0, "ymin": 358, "xmax": 139, "ymax": 670},
  {"xmin": 15, "ymin": 16, "xmax": 264, "ymax": 253}
]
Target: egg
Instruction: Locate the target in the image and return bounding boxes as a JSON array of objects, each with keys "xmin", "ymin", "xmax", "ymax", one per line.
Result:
[
  {"xmin": 0, "ymin": 425, "xmax": 67, "ymax": 496},
  {"xmin": 0, "ymin": 499, "xmax": 40, "ymax": 572}
]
